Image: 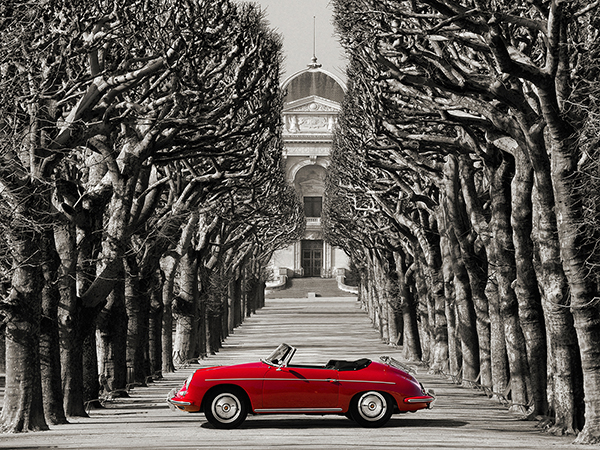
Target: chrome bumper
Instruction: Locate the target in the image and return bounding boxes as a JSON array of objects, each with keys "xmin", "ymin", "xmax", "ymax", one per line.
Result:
[{"xmin": 167, "ymin": 398, "xmax": 192, "ymax": 407}]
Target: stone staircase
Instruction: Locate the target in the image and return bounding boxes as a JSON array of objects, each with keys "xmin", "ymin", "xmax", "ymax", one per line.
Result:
[{"xmin": 265, "ymin": 277, "xmax": 354, "ymax": 298}]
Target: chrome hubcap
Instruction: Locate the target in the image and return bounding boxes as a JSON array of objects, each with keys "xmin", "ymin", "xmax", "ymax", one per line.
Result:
[
  {"xmin": 212, "ymin": 393, "xmax": 240, "ymax": 422},
  {"xmin": 358, "ymin": 392, "xmax": 386, "ymax": 421}
]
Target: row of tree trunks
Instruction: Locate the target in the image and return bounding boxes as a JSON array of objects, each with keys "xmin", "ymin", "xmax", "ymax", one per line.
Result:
[
  {"xmin": 542, "ymin": 86, "xmax": 600, "ymax": 443},
  {"xmin": 490, "ymin": 155, "xmax": 531, "ymax": 413},
  {"xmin": 443, "ymin": 158, "xmax": 479, "ymax": 386},
  {"xmin": 327, "ymin": 0, "xmax": 600, "ymax": 443},
  {"xmin": 170, "ymin": 250, "xmax": 271, "ymax": 364},
  {"xmin": 353, "ymin": 150, "xmax": 550, "ymax": 417}
]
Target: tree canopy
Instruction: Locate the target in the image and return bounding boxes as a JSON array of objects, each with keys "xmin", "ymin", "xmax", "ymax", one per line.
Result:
[{"xmin": 0, "ymin": 0, "xmax": 302, "ymax": 432}]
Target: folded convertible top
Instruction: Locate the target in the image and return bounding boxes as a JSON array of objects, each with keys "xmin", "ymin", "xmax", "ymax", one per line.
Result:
[{"xmin": 326, "ymin": 358, "xmax": 371, "ymax": 371}]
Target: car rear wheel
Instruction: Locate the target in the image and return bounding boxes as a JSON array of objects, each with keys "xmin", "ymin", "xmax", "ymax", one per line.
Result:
[
  {"xmin": 350, "ymin": 391, "xmax": 393, "ymax": 428},
  {"xmin": 204, "ymin": 388, "xmax": 248, "ymax": 429}
]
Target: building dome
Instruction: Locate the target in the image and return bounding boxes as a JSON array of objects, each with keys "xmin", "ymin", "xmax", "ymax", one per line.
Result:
[
  {"xmin": 282, "ymin": 57, "xmax": 346, "ymax": 104},
  {"xmin": 270, "ymin": 57, "xmax": 351, "ymax": 280}
]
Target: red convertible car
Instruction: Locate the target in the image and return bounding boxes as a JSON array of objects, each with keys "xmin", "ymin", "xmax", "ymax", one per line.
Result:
[{"xmin": 167, "ymin": 343, "xmax": 435, "ymax": 428}]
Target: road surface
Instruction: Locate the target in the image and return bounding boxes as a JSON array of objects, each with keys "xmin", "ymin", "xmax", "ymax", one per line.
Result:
[{"xmin": 0, "ymin": 295, "xmax": 588, "ymax": 449}]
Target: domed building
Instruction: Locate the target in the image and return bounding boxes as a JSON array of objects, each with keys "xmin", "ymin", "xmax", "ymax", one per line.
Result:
[{"xmin": 270, "ymin": 57, "xmax": 350, "ymax": 279}]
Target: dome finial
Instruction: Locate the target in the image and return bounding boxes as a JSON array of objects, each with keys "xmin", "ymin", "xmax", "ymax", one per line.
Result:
[
  {"xmin": 308, "ymin": 16, "xmax": 322, "ymax": 69},
  {"xmin": 308, "ymin": 55, "xmax": 322, "ymax": 69}
]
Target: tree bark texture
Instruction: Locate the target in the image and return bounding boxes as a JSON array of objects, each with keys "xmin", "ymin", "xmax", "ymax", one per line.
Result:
[
  {"xmin": 1, "ymin": 231, "xmax": 48, "ymax": 432},
  {"xmin": 543, "ymin": 92, "xmax": 600, "ymax": 443},
  {"xmin": 76, "ymin": 196, "xmax": 105, "ymax": 408},
  {"xmin": 160, "ymin": 212, "xmax": 200, "ymax": 372},
  {"xmin": 96, "ymin": 266, "xmax": 128, "ymax": 391},
  {"xmin": 40, "ymin": 233, "xmax": 68, "ymax": 425},
  {"xmin": 148, "ymin": 269, "xmax": 164, "ymax": 377},
  {"xmin": 511, "ymin": 149, "xmax": 547, "ymax": 416},
  {"xmin": 394, "ymin": 252, "xmax": 422, "ymax": 361},
  {"xmin": 425, "ymin": 251, "xmax": 448, "ymax": 373},
  {"xmin": 373, "ymin": 256, "xmax": 390, "ymax": 342},
  {"xmin": 125, "ymin": 254, "xmax": 149, "ymax": 385},
  {"xmin": 412, "ymin": 257, "xmax": 432, "ymax": 364},
  {"xmin": 173, "ymin": 249, "xmax": 199, "ymax": 362},
  {"xmin": 490, "ymin": 155, "xmax": 530, "ymax": 411},
  {"xmin": 485, "ymin": 219, "xmax": 509, "ymax": 398},
  {"xmin": 448, "ymin": 228, "xmax": 480, "ymax": 386},
  {"xmin": 444, "ymin": 157, "xmax": 481, "ymax": 385},
  {"xmin": 53, "ymin": 218, "xmax": 89, "ymax": 418},
  {"xmin": 457, "ymin": 155, "xmax": 492, "ymax": 389},
  {"xmin": 532, "ymin": 183, "xmax": 582, "ymax": 433},
  {"xmin": 440, "ymin": 235, "xmax": 460, "ymax": 377}
]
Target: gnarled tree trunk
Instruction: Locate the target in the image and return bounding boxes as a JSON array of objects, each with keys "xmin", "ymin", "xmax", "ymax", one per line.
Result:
[
  {"xmin": 96, "ymin": 262, "xmax": 127, "ymax": 392},
  {"xmin": 40, "ymin": 232, "xmax": 68, "ymax": 425},
  {"xmin": 531, "ymin": 180, "xmax": 581, "ymax": 433},
  {"xmin": 394, "ymin": 251, "xmax": 422, "ymax": 361},
  {"xmin": 491, "ymin": 154, "xmax": 530, "ymax": 412},
  {"xmin": 124, "ymin": 253, "xmax": 150, "ymax": 385},
  {"xmin": 544, "ymin": 96, "xmax": 600, "ymax": 443},
  {"xmin": 1, "ymin": 229, "xmax": 48, "ymax": 432},
  {"xmin": 173, "ymin": 247, "xmax": 199, "ymax": 362},
  {"xmin": 448, "ymin": 226, "xmax": 480, "ymax": 386},
  {"xmin": 458, "ymin": 155, "xmax": 492, "ymax": 389},
  {"xmin": 440, "ymin": 234, "xmax": 459, "ymax": 377},
  {"xmin": 161, "ymin": 212, "xmax": 200, "ymax": 372},
  {"xmin": 511, "ymin": 149, "xmax": 546, "ymax": 416}
]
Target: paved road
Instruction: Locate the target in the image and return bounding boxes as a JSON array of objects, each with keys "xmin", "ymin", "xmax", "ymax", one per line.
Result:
[{"xmin": 0, "ymin": 296, "xmax": 587, "ymax": 449}]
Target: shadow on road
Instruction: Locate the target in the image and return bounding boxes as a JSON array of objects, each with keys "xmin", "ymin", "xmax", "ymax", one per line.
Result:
[{"xmin": 200, "ymin": 416, "xmax": 468, "ymax": 430}]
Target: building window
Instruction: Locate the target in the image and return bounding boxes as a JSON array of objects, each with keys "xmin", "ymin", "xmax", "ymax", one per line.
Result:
[{"xmin": 304, "ymin": 196, "xmax": 322, "ymax": 217}]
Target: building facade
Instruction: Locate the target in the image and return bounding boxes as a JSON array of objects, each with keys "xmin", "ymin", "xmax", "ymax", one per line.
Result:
[{"xmin": 270, "ymin": 58, "xmax": 350, "ymax": 278}]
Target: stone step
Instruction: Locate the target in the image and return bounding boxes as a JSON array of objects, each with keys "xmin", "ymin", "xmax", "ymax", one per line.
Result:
[{"xmin": 267, "ymin": 277, "xmax": 353, "ymax": 298}]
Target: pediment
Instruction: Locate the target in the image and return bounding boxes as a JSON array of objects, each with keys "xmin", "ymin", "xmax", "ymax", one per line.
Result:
[
  {"xmin": 283, "ymin": 95, "xmax": 341, "ymax": 114},
  {"xmin": 282, "ymin": 96, "xmax": 341, "ymax": 135}
]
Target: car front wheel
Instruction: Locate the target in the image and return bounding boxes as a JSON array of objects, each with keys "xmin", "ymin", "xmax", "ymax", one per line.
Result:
[
  {"xmin": 350, "ymin": 391, "xmax": 393, "ymax": 428},
  {"xmin": 204, "ymin": 388, "xmax": 248, "ymax": 429}
]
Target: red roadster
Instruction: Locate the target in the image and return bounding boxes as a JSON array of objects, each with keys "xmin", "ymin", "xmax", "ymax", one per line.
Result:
[{"xmin": 167, "ymin": 343, "xmax": 435, "ymax": 428}]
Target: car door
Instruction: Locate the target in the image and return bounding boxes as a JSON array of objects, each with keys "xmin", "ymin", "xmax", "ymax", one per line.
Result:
[{"xmin": 261, "ymin": 366, "xmax": 339, "ymax": 410}]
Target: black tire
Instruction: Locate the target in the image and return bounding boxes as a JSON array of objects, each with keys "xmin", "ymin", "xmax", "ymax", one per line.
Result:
[
  {"xmin": 204, "ymin": 388, "xmax": 248, "ymax": 429},
  {"xmin": 350, "ymin": 391, "xmax": 393, "ymax": 428}
]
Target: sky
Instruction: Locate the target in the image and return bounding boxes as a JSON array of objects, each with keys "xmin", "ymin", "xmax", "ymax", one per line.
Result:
[{"xmin": 249, "ymin": 0, "xmax": 348, "ymax": 81}]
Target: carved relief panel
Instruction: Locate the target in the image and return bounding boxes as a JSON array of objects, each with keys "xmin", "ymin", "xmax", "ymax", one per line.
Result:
[{"xmin": 283, "ymin": 98, "xmax": 340, "ymax": 134}]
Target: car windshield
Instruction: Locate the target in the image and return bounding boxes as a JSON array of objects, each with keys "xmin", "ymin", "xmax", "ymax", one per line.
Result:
[
  {"xmin": 262, "ymin": 343, "xmax": 293, "ymax": 366},
  {"xmin": 380, "ymin": 355, "xmax": 416, "ymax": 375}
]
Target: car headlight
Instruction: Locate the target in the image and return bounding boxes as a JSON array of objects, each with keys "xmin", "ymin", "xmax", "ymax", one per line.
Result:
[{"xmin": 180, "ymin": 373, "xmax": 194, "ymax": 397}]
